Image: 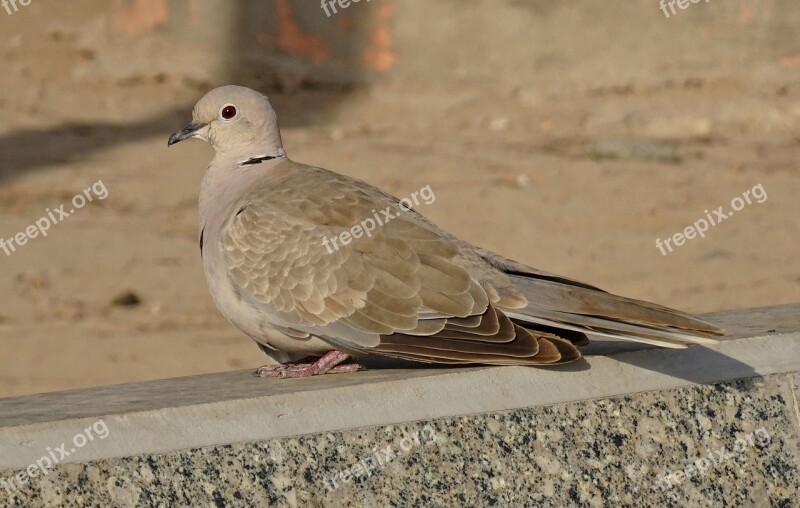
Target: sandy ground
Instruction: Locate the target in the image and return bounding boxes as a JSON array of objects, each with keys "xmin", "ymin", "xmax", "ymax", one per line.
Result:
[{"xmin": 0, "ymin": 2, "xmax": 798, "ymax": 398}]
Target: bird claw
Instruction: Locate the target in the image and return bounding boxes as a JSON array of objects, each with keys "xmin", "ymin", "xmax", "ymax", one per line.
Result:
[{"xmin": 254, "ymin": 351, "xmax": 365, "ymax": 378}]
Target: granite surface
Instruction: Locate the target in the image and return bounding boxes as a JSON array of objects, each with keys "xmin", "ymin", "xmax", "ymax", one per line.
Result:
[{"xmin": 2, "ymin": 373, "xmax": 798, "ymax": 507}]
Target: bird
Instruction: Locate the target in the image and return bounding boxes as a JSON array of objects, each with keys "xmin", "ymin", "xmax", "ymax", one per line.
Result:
[{"xmin": 168, "ymin": 85, "xmax": 723, "ymax": 378}]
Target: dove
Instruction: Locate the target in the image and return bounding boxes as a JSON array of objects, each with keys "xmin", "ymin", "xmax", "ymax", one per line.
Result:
[{"xmin": 168, "ymin": 85, "xmax": 722, "ymax": 378}]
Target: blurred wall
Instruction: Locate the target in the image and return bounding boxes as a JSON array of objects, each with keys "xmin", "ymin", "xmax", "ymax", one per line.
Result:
[
  {"xmin": 3, "ymin": 0, "xmax": 793, "ymax": 90},
  {"xmin": 89, "ymin": 0, "xmax": 392, "ymax": 88}
]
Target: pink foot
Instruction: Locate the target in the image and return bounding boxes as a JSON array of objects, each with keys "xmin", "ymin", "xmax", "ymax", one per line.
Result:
[{"xmin": 254, "ymin": 350, "xmax": 365, "ymax": 378}]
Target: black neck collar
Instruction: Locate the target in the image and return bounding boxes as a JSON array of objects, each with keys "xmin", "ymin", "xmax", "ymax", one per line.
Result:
[{"xmin": 240, "ymin": 155, "xmax": 282, "ymax": 166}]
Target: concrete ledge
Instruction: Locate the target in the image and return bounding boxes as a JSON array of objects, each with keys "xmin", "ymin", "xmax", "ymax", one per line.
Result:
[{"xmin": 1, "ymin": 304, "xmax": 799, "ymax": 506}]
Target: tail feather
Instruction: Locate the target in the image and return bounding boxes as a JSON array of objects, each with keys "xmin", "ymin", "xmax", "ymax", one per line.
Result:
[{"xmin": 507, "ymin": 275, "xmax": 722, "ymax": 349}]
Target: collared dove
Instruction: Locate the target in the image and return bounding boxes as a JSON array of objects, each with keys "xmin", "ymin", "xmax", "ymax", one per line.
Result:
[{"xmin": 168, "ymin": 85, "xmax": 722, "ymax": 378}]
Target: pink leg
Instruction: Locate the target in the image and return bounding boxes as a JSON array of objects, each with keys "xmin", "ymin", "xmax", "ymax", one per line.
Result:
[{"xmin": 255, "ymin": 350, "xmax": 365, "ymax": 379}]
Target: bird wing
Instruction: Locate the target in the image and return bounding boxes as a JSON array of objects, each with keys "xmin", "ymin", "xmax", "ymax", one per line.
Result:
[{"xmin": 220, "ymin": 163, "xmax": 577, "ymax": 365}]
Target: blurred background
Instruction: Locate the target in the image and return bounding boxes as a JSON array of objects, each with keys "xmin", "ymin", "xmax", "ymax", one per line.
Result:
[{"xmin": 0, "ymin": 0, "xmax": 798, "ymax": 397}]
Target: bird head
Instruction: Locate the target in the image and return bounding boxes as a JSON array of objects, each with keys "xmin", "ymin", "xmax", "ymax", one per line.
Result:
[{"xmin": 168, "ymin": 85, "xmax": 286, "ymax": 160}]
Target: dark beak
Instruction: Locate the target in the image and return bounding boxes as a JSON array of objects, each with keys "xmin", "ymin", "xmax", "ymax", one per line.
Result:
[{"xmin": 168, "ymin": 122, "xmax": 206, "ymax": 146}]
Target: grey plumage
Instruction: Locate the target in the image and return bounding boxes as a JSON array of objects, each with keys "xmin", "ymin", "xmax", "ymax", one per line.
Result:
[{"xmin": 169, "ymin": 85, "xmax": 722, "ymax": 370}]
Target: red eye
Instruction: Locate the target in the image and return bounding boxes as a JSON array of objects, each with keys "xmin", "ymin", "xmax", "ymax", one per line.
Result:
[{"xmin": 221, "ymin": 105, "xmax": 237, "ymax": 120}]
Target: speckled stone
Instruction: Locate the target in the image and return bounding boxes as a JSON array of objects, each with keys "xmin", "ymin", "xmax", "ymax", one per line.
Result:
[{"xmin": 2, "ymin": 374, "xmax": 798, "ymax": 507}]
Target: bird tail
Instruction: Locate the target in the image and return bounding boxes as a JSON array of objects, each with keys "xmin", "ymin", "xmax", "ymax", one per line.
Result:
[{"xmin": 505, "ymin": 275, "xmax": 723, "ymax": 349}]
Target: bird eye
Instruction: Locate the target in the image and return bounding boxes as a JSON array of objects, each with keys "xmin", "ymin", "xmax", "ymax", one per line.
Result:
[{"xmin": 220, "ymin": 104, "xmax": 238, "ymax": 121}]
